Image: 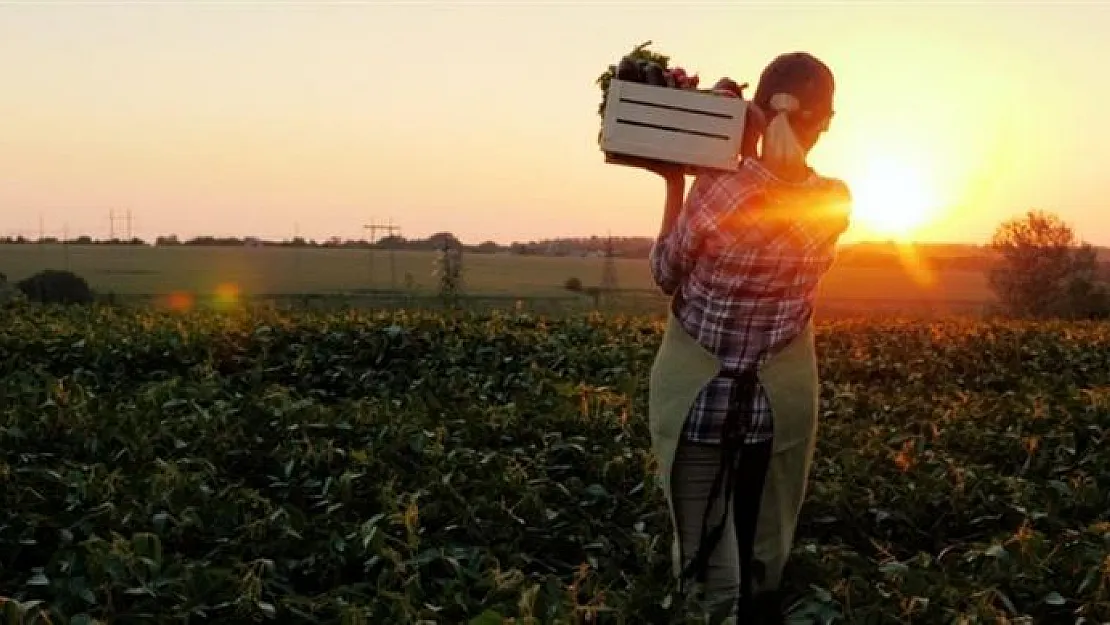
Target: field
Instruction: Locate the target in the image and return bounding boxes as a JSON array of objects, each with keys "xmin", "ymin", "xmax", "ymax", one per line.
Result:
[
  {"xmin": 1, "ymin": 304, "xmax": 1108, "ymax": 624},
  {"xmin": 0, "ymin": 245, "xmax": 994, "ymax": 317}
]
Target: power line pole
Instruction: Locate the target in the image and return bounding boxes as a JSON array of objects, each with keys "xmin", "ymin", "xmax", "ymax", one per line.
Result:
[
  {"xmin": 107, "ymin": 209, "xmax": 134, "ymax": 243},
  {"xmin": 363, "ymin": 218, "xmax": 401, "ymax": 292}
]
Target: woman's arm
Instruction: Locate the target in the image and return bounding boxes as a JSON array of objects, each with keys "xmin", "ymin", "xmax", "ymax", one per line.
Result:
[
  {"xmin": 657, "ymin": 174, "xmax": 686, "ymax": 239},
  {"xmin": 650, "ymin": 172, "xmax": 697, "ymax": 297},
  {"xmin": 601, "ymin": 153, "xmax": 692, "ymax": 295}
]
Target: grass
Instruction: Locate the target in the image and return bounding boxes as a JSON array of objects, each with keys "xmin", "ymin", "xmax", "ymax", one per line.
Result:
[{"xmin": 0, "ymin": 244, "xmax": 995, "ymax": 317}]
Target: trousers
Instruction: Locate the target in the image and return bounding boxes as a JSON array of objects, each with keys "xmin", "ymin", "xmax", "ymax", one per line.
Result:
[{"xmin": 672, "ymin": 438, "xmax": 775, "ymax": 619}]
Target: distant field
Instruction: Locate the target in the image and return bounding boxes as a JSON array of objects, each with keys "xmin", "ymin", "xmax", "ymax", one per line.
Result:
[{"xmin": 0, "ymin": 244, "xmax": 995, "ymax": 315}]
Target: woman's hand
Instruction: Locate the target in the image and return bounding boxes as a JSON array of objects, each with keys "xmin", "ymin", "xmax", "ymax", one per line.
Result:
[
  {"xmin": 605, "ymin": 153, "xmax": 689, "ymax": 184},
  {"xmin": 709, "ymin": 77, "xmax": 765, "ymax": 159}
]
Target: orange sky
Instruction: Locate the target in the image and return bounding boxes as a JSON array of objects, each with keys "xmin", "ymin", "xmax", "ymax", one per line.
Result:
[{"xmin": 1, "ymin": 2, "xmax": 1107, "ymax": 245}]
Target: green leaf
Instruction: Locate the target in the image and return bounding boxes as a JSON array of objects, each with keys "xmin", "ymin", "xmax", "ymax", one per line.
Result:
[
  {"xmin": 468, "ymin": 609, "xmax": 503, "ymax": 625},
  {"xmin": 26, "ymin": 573, "xmax": 49, "ymax": 587},
  {"xmin": 985, "ymin": 544, "xmax": 1007, "ymax": 558},
  {"xmin": 257, "ymin": 601, "xmax": 276, "ymax": 619},
  {"xmin": 878, "ymin": 561, "xmax": 909, "ymax": 576},
  {"xmin": 1044, "ymin": 591, "xmax": 1066, "ymax": 606}
]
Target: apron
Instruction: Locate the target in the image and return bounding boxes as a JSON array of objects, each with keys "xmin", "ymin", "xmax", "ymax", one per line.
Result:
[{"xmin": 647, "ymin": 310, "xmax": 820, "ymax": 601}]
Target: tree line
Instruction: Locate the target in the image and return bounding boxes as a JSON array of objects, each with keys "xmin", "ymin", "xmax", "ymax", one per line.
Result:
[
  {"xmin": 0, "ymin": 232, "xmax": 651, "ymax": 256},
  {"xmin": 0, "ymin": 231, "xmax": 1059, "ymax": 273}
]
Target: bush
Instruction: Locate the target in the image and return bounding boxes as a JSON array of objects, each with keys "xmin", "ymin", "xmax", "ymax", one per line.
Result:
[
  {"xmin": 988, "ymin": 210, "xmax": 1110, "ymax": 319},
  {"xmin": 16, "ymin": 269, "xmax": 95, "ymax": 305},
  {"xmin": 564, "ymin": 276, "xmax": 583, "ymax": 292},
  {"xmin": 0, "ymin": 273, "xmax": 25, "ymax": 306}
]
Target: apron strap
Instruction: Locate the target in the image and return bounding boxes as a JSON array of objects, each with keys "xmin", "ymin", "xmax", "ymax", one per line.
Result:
[
  {"xmin": 733, "ymin": 438, "xmax": 773, "ymax": 619},
  {"xmin": 678, "ymin": 367, "xmax": 764, "ymax": 608}
]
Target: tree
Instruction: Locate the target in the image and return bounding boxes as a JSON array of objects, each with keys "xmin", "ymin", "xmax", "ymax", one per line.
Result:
[
  {"xmin": 475, "ymin": 240, "xmax": 501, "ymax": 254},
  {"xmin": 988, "ymin": 210, "xmax": 1108, "ymax": 319}
]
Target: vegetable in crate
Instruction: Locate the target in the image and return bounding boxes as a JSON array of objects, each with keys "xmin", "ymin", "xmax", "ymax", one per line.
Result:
[
  {"xmin": 595, "ymin": 40, "xmax": 672, "ymax": 117},
  {"xmin": 616, "ymin": 57, "xmax": 642, "ymax": 82},
  {"xmin": 667, "ymin": 67, "xmax": 700, "ymax": 89},
  {"xmin": 643, "ymin": 62, "xmax": 667, "ymax": 86},
  {"xmin": 596, "ymin": 43, "xmax": 709, "ymax": 122}
]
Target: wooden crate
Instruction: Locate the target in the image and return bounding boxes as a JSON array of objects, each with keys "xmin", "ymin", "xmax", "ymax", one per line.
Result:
[{"xmin": 600, "ymin": 79, "xmax": 747, "ymax": 171}]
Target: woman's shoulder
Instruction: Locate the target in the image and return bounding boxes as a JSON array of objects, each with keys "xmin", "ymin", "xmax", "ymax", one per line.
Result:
[
  {"xmin": 691, "ymin": 160, "xmax": 851, "ymax": 226},
  {"xmin": 693, "ymin": 158, "xmax": 766, "ymax": 188},
  {"xmin": 689, "ymin": 159, "xmax": 773, "ymax": 206},
  {"xmin": 733, "ymin": 159, "xmax": 852, "ymax": 204}
]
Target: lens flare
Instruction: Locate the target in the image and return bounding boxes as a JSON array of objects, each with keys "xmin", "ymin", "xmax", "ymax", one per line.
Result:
[
  {"xmin": 165, "ymin": 291, "xmax": 195, "ymax": 312},
  {"xmin": 213, "ymin": 282, "xmax": 242, "ymax": 309}
]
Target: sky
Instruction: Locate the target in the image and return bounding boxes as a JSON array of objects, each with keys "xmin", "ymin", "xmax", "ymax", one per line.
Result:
[{"xmin": 1, "ymin": 0, "xmax": 1108, "ymax": 246}]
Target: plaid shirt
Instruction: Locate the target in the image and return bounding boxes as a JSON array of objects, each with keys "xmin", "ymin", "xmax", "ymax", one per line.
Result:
[{"xmin": 650, "ymin": 158, "xmax": 850, "ymax": 445}]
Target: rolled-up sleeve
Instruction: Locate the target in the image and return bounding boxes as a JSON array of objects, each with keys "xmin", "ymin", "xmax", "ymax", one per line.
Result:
[
  {"xmin": 649, "ymin": 174, "xmax": 745, "ymax": 296},
  {"xmin": 650, "ymin": 203, "xmax": 701, "ymax": 297}
]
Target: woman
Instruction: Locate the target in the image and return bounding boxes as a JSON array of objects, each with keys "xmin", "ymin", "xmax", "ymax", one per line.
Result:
[{"xmin": 642, "ymin": 52, "xmax": 852, "ymax": 624}]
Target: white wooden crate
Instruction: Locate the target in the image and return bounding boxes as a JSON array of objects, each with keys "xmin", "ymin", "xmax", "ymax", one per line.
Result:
[{"xmin": 600, "ymin": 79, "xmax": 747, "ymax": 171}]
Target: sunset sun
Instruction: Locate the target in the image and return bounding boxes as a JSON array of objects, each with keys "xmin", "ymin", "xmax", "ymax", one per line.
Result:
[{"xmin": 848, "ymin": 159, "xmax": 939, "ymax": 240}]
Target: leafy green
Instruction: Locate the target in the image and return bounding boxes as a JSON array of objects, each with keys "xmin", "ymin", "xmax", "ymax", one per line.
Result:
[
  {"xmin": 596, "ymin": 41, "xmax": 671, "ymax": 118},
  {"xmin": 0, "ymin": 306, "xmax": 1108, "ymax": 623}
]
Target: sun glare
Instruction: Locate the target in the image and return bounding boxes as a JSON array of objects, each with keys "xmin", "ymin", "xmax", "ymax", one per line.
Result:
[{"xmin": 848, "ymin": 159, "xmax": 939, "ymax": 240}]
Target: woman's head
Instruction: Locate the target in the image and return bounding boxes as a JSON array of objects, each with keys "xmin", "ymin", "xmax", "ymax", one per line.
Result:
[{"xmin": 750, "ymin": 52, "xmax": 836, "ymax": 178}]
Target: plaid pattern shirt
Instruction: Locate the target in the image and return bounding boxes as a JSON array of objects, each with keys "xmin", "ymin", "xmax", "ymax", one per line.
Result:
[{"xmin": 650, "ymin": 158, "xmax": 851, "ymax": 445}]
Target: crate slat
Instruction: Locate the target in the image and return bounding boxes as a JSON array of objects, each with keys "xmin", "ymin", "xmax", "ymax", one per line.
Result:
[
  {"xmin": 613, "ymin": 79, "xmax": 746, "ymax": 116},
  {"xmin": 600, "ymin": 79, "xmax": 747, "ymax": 171},
  {"xmin": 603, "ymin": 126, "xmax": 735, "ymax": 170},
  {"xmin": 610, "ymin": 100, "xmax": 739, "ymax": 138}
]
